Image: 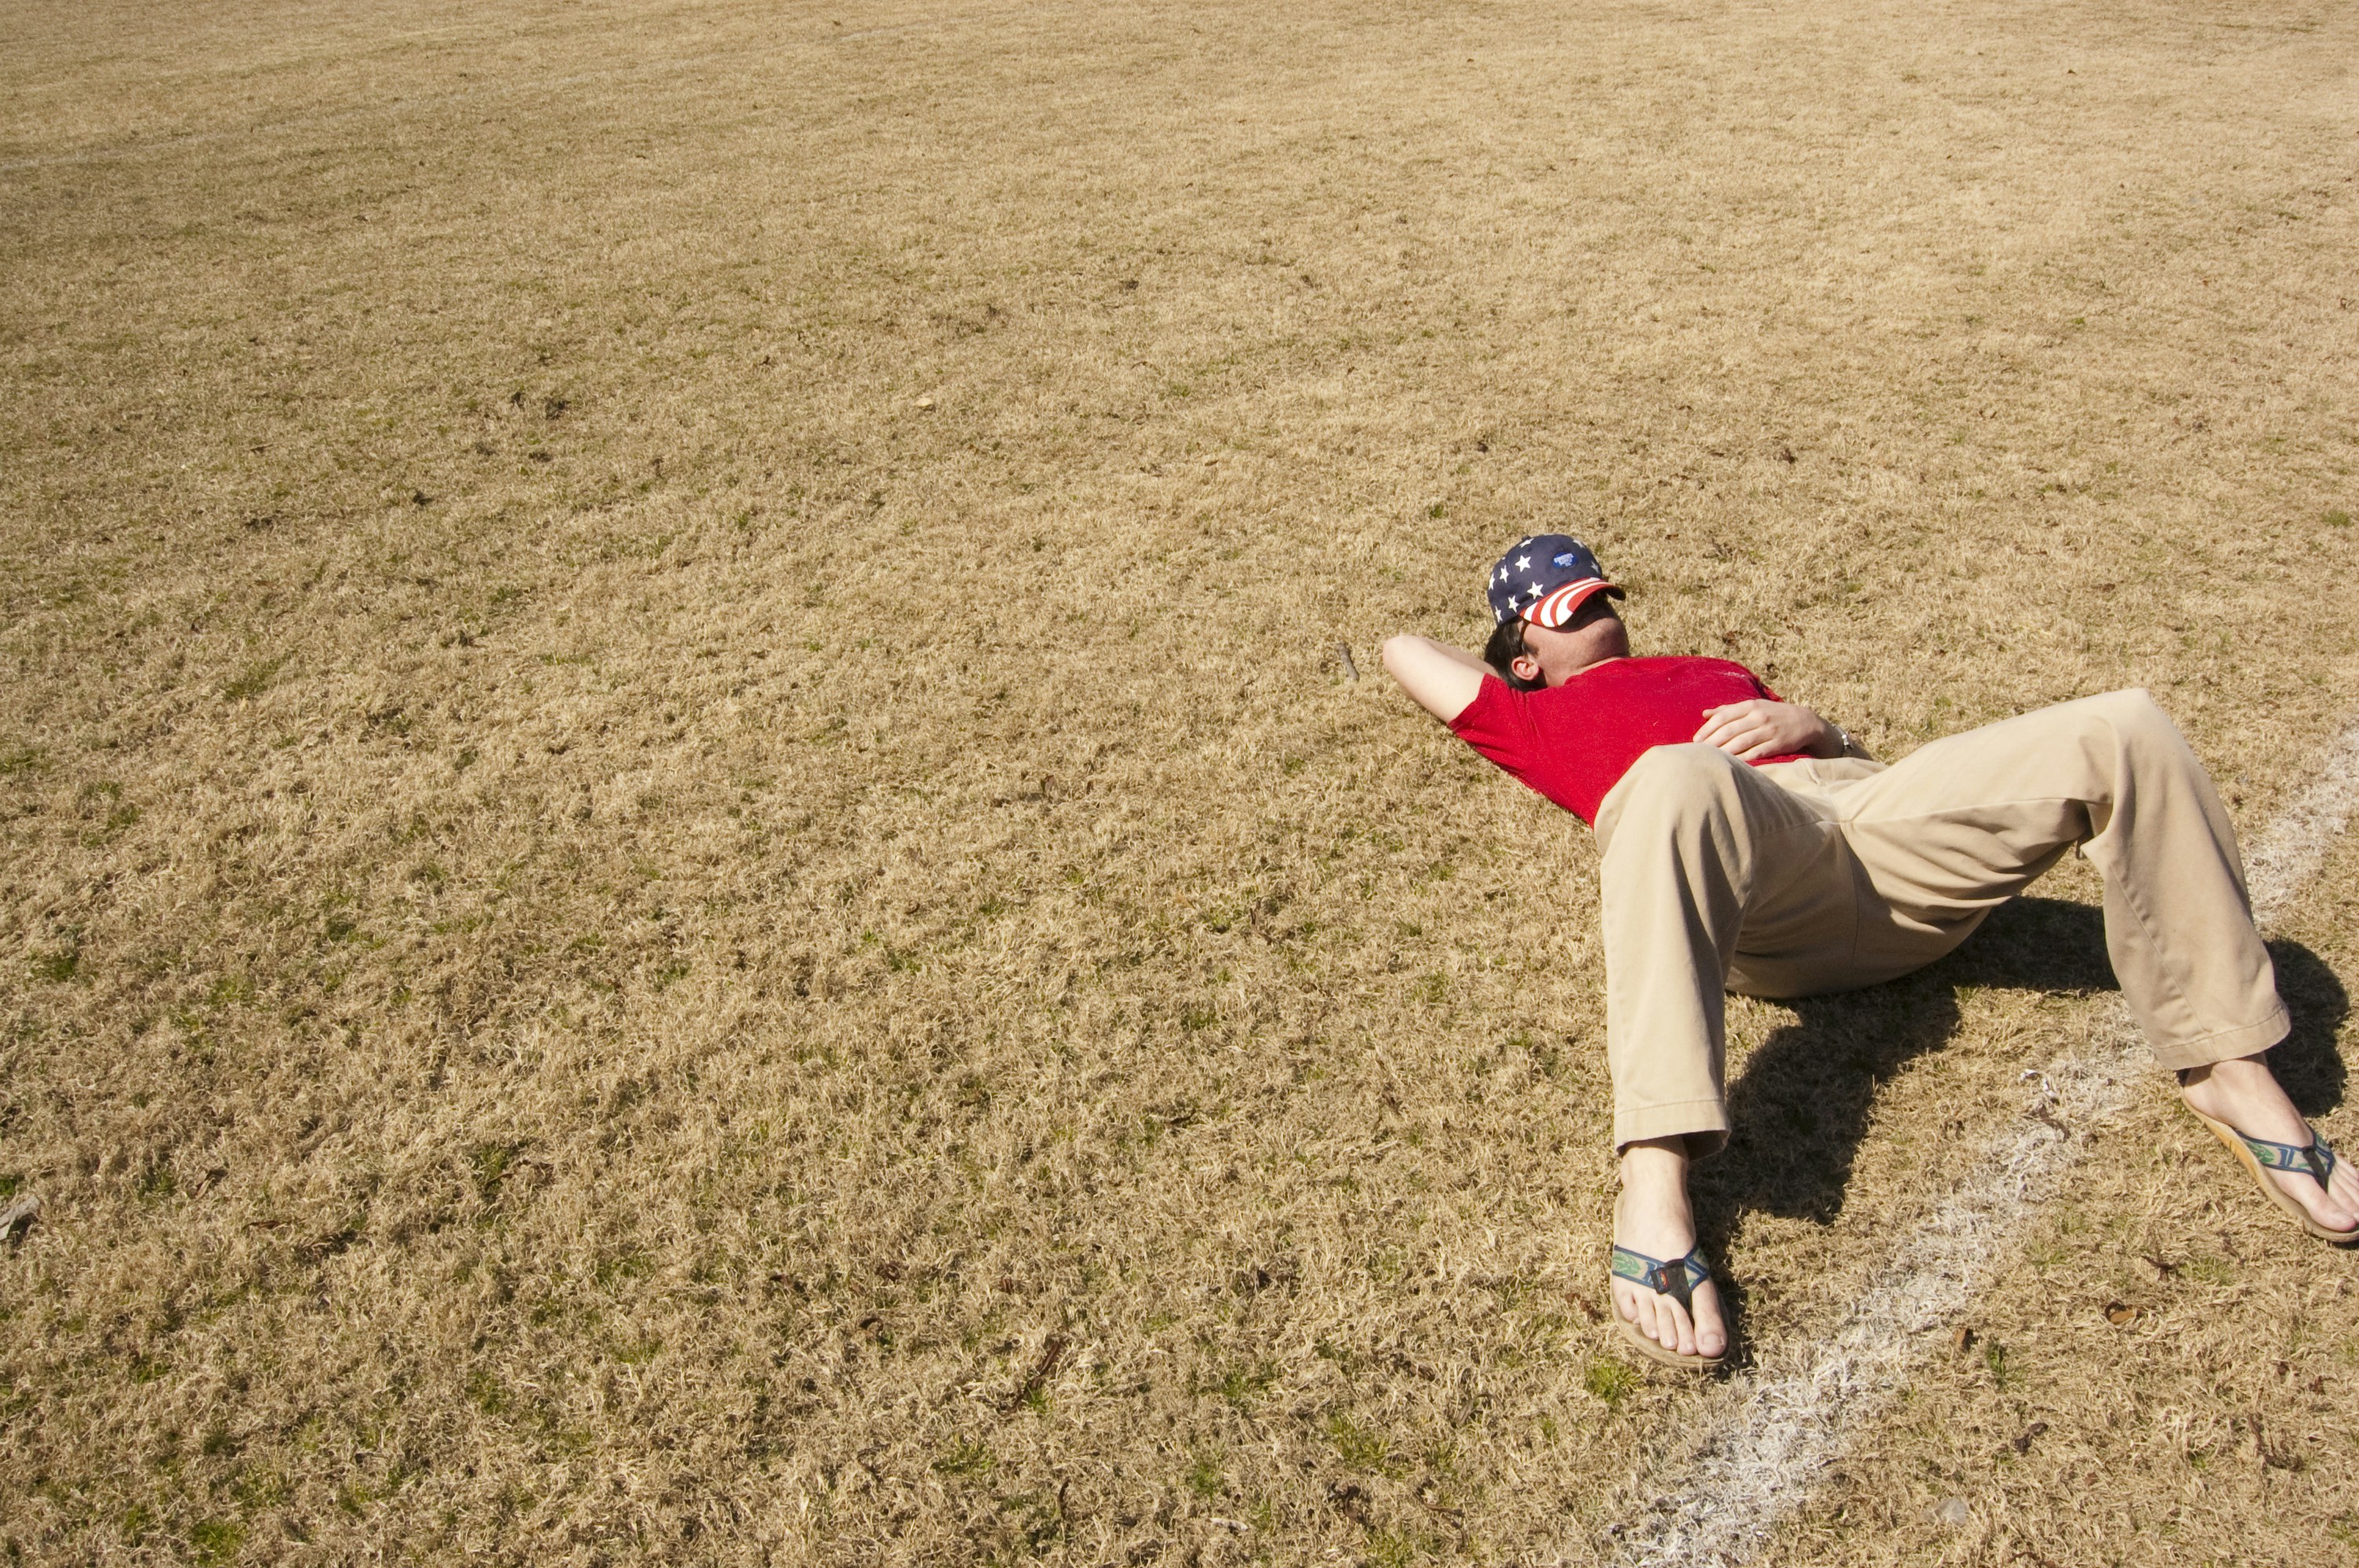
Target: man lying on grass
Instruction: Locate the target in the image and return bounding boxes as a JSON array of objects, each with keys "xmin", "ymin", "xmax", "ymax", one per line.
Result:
[{"xmin": 1383, "ymin": 535, "xmax": 2359, "ymax": 1370}]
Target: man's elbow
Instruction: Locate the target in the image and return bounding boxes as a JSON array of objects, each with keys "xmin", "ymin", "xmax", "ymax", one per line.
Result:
[{"xmin": 1379, "ymin": 635, "xmax": 1421, "ymax": 683}]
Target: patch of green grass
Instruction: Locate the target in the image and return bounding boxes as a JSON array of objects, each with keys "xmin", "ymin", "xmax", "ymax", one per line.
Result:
[
  {"xmin": 1180, "ymin": 1004, "xmax": 1218, "ymax": 1031},
  {"xmin": 1983, "ymin": 1339, "xmax": 2014, "ymax": 1389},
  {"xmin": 468, "ymin": 1368, "xmax": 508, "ymax": 1414},
  {"xmin": 2185, "ymin": 1254, "xmax": 2234, "ymax": 1286},
  {"xmin": 1325, "ymin": 1411, "xmax": 1400, "ymax": 1474},
  {"xmin": 189, "ymin": 1519, "xmax": 244, "ymax": 1564},
  {"xmin": 2325, "ymin": 509, "xmax": 2351, "ymax": 529},
  {"xmin": 471, "ymin": 1142, "xmax": 519, "ymax": 1200},
  {"xmin": 1369, "ymin": 1526, "xmax": 1440, "ymax": 1566},
  {"xmin": 1583, "ymin": 1357, "xmax": 1638, "ymax": 1408},
  {"xmin": 1186, "ymin": 1449, "xmax": 1224, "ymax": 1498},
  {"xmin": 1211, "ymin": 1360, "xmax": 1278, "ymax": 1406},
  {"xmin": 82, "ymin": 803, "xmax": 141, "ymax": 846},
  {"xmin": 594, "ymin": 1249, "xmax": 653, "ymax": 1287},
  {"xmin": 933, "ymin": 1436, "xmax": 994, "ymax": 1476},
  {"xmin": 233, "ymin": 1464, "xmax": 288, "ymax": 1509},
  {"xmin": 31, "ymin": 946, "xmax": 80, "ymax": 982},
  {"xmin": 221, "ymin": 655, "xmax": 285, "ymax": 702}
]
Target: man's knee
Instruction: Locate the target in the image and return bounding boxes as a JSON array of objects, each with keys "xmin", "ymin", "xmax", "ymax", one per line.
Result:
[{"xmin": 2087, "ymin": 687, "xmax": 2189, "ymax": 756}]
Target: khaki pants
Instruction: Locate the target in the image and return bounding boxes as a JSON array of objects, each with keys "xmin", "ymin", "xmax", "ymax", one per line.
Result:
[{"xmin": 1590, "ymin": 689, "xmax": 2288, "ymax": 1154}]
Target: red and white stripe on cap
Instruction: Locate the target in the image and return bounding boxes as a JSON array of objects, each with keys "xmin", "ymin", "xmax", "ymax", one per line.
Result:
[{"xmin": 1525, "ymin": 578, "xmax": 1615, "ymax": 629}]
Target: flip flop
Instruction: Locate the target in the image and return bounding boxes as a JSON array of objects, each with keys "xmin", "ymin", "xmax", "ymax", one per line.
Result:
[
  {"xmin": 2185, "ymin": 1103, "xmax": 2359, "ymax": 1245},
  {"xmin": 1609, "ymin": 1242, "xmax": 1728, "ymax": 1370}
]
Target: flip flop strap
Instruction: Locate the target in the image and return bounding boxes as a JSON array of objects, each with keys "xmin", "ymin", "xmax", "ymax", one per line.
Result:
[
  {"xmin": 2240, "ymin": 1127, "xmax": 2339, "ymax": 1190},
  {"xmin": 1611, "ymin": 1243, "xmax": 1711, "ymax": 1315}
]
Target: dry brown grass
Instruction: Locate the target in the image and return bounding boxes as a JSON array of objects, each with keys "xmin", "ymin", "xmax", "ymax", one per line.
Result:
[{"xmin": 3, "ymin": 0, "xmax": 2357, "ymax": 1562}]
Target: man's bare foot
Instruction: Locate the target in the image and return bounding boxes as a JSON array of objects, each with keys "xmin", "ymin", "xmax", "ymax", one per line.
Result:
[
  {"xmin": 2180, "ymin": 1054, "xmax": 2359, "ymax": 1236},
  {"xmin": 1612, "ymin": 1138, "xmax": 1728, "ymax": 1360}
]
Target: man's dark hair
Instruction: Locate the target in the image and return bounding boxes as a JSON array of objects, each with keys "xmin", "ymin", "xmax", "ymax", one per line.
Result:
[{"xmin": 1483, "ymin": 618, "xmax": 1547, "ymax": 692}]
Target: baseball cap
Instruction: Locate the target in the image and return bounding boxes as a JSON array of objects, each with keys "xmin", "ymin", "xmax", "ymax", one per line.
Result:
[{"xmin": 1485, "ymin": 535, "xmax": 1624, "ymax": 627}]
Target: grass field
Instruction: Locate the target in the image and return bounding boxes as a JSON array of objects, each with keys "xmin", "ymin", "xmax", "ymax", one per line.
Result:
[{"xmin": 5, "ymin": 0, "xmax": 2358, "ymax": 1562}]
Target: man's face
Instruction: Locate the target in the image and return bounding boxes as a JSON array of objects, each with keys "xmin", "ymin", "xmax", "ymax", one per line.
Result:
[{"xmin": 1510, "ymin": 596, "xmax": 1628, "ymax": 688}]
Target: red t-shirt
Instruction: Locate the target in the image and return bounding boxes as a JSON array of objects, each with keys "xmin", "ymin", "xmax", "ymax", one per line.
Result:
[{"xmin": 1446, "ymin": 656, "xmax": 1807, "ymax": 825}]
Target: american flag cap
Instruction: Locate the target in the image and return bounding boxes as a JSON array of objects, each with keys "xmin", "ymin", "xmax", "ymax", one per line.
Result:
[{"xmin": 1484, "ymin": 534, "xmax": 1624, "ymax": 627}]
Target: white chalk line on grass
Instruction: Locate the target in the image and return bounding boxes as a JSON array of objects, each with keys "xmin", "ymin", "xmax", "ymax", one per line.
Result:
[
  {"xmin": 2245, "ymin": 724, "xmax": 2359, "ymax": 929},
  {"xmin": 1605, "ymin": 719, "xmax": 2359, "ymax": 1568}
]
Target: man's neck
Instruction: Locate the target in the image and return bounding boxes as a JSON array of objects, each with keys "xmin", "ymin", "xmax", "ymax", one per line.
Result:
[{"xmin": 1563, "ymin": 653, "xmax": 1629, "ymax": 682}]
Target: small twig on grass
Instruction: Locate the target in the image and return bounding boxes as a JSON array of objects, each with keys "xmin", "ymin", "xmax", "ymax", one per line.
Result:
[
  {"xmin": 1003, "ymin": 1334, "xmax": 1065, "ymax": 1413},
  {"xmin": 1337, "ymin": 643, "xmax": 1358, "ymax": 682}
]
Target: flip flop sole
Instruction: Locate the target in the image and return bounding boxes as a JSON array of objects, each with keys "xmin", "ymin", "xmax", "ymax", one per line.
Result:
[
  {"xmin": 2186, "ymin": 1105, "xmax": 2359, "ymax": 1245},
  {"xmin": 1613, "ymin": 1311, "xmax": 1727, "ymax": 1372}
]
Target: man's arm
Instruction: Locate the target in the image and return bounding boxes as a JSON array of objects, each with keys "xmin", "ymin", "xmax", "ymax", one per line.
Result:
[
  {"xmin": 1694, "ymin": 699, "xmax": 1861, "ymax": 761},
  {"xmin": 1381, "ymin": 635, "xmax": 1490, "ymax": 723}
]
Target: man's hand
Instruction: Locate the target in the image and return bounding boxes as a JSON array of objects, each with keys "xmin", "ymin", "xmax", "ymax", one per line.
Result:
[{"xmin": 1693, "ymin": 699, "xmax": 1842, "ymax": 761}]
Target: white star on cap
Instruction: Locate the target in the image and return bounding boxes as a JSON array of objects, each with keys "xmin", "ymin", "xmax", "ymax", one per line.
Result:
[{"xmin": 1516, "ymin": 555, "xmax": 1532, "ymax": 570}]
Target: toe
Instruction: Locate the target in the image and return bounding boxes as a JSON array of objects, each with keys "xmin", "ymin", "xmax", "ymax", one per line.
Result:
[
  {"xmin": 1693, "ymin": 1291, "xmax": 1728, "ymax": 1358},
  {"xmin": 1632, "ymin": 1290, "xmax": 1663, "ymax": 1345},
  {"xmin": 2328, "ymin": 1160, "xmax": 2359, "ymax": 1219},
  {"xmin": 1666, "ymin": 1301, "xmax": 1698, "ymax": 1358},
  {"xmin": 1645, "ymin": 1295, "xmax": 1677, "ymax": 1349},
  {"xmin": 2288, "ymin": 1162, "xmax": 2359, "ymax": 1234}
]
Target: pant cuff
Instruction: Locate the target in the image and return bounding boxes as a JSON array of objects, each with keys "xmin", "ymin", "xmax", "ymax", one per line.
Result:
[
  {"xmin": 1614, "ymin": 1098, "xmax": 1730, "ymax": 1159},
  {"xmin": 2146, "ymin": 1005, "xmax": 2292, "ymax": 1073}
]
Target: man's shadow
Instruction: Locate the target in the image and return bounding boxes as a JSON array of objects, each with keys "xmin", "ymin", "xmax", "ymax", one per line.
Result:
[{"xmin": 1688, "ymin": 897, "xmax": 2346, "ymax": 1319}]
